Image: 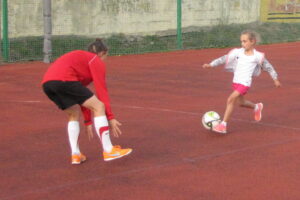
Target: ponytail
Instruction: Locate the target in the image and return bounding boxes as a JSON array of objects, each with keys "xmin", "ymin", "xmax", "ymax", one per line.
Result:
[{"xmin": 87, "ymin": 38, "xmax": 108, "ymax": 54}]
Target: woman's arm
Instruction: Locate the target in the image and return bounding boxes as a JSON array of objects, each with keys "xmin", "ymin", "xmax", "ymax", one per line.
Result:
[{"xmin": 89, "ymin": 57, "xmax": 114, "ymax": 120}]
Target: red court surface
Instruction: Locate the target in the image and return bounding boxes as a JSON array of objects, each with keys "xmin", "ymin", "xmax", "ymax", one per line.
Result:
[{"xmin": 1, "ymin": 42, "xmax": 300, "ymax": 200}]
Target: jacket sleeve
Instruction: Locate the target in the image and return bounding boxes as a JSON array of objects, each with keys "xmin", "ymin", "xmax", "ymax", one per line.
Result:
[
  {"xmin": 80, "ymin": 106, "xmax": 92, "ymax": 126},
  {"xmin": 210, "ymin": 55, "xmax": 227, "ymax": 67},
  {"xmin": 89, "ymin": 57, "xmax": 115, "ymax": 120},
  {"xmin": 261, "ymin": 59, "xmax": 278, "ymax": 80}
]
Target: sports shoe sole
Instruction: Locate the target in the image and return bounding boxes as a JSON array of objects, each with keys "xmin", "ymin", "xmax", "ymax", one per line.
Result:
[
  {"xmin": 255, "ymin": 103, "xmax": 264, "ymax": 122},
  {"xmin": 72, "ymin": 160, "xmax": 86, "ymax": 165},
  {"xmin": 71, "ymin": 156, "xmax": 87, "ymax": 165},
  {"xmin": 212, "ymin": 129, "xmax": 227, "ymax": 134},
  {"xmin": 104, "ymin": 149, "xmax": 133, "ymax": 162}
]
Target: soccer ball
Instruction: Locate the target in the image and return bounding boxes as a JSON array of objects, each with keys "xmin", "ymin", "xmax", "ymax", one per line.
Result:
[{"xmin": 202, "ymin": 111, "xmax": 221, "ymax": 130}]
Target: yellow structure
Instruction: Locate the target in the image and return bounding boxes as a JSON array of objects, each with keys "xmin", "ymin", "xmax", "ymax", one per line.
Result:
[{"xmin": 261, "ymin": 0, "xmax": 300, "ymax": 22}]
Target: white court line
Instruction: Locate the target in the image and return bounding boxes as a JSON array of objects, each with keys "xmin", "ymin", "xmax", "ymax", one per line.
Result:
[
  {"xmin": 2, "ymin": 100, "xmax": 299, "ymax": 131},
  {"xmin": 113, "ymin": 104, "xmax": 200, "ymax": 116},
  {"xmin": 0, "ymin": 100, "xmax": 41, "ymax": 103},
  {"xmin": 1, "ymin": 100, "xmax": 299, "ymax": 131},
  {"xmin": 231, "ymin": 118, "xmax": 300, "ymax": 131},
  {"xmin": 2, "ymin": 137, "xmax": 300, "ymax": 200},
  {"xmin": 113, "ymin": 104, "xmax": 300, "ymax": 131}
]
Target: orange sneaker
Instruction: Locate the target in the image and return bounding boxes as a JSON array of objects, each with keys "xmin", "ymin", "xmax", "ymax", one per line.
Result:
[
  {"xmin": 212, "ymin": 123, "xmax": 227, "ymax": 134},
  {"xmin": 254, "ymin": 103, "xmax": 263, "ymax": 122},
  {"xmin": 71, "ymin": 153, "xmax": 87, "ymax": 165},
  {"xmin": 103, "ymin": 145, "xmax": 132, "ymax": 161}
]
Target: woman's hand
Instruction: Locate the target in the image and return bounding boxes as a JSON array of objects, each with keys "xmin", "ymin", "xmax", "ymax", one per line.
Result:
[
  {"xmin": 86, "ymin": 124, "xmax": 94, "ymax": 141},
  {"xmin": 109, "ymin": 119, "xmax": 122, "ymax": 137}
]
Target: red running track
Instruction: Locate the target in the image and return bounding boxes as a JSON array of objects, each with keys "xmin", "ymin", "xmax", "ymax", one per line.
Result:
[{"xmin": 0, "ymin": 42, "xmax": 300, "ymax": 200}]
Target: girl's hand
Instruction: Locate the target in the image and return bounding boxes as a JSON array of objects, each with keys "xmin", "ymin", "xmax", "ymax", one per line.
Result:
[
  {"xmin": 109, "ymin": 119, "xmax": 122, "ymax": 137},
  {"xmin": 86, "ymin": 124, "xmax": 94, "ymax": 141},
  {"xmin": 202, "ymin": 64, "xmax": 212, "ymax": 68},
  {"xmin": 274, "ymin": 79, "xmax": 281, "ymax": 88}
]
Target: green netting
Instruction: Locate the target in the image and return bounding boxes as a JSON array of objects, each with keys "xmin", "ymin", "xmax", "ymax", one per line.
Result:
[
  {"xmin": 2, "ymin": 0, "xmax": 300, "ymax": 63},
  {"xmin": 182, "ymin": 22, "xmax": 300, "ymax": 49}
]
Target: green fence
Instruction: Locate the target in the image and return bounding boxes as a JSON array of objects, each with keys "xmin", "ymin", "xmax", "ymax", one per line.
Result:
[{"xmin": 1, "ymin": 0, "xmax": 300, "ymax": 63}]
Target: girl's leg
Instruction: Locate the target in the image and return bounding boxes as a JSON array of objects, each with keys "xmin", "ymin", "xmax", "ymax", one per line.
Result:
[
  {"xmin": 223, "ymin": 91, "xmax": 241, "ymax": 122},
  {"xmin": 213, "ymin": 91, "xmax": 240, "ymax": 134},
  {"xmin": 82, "ymin": 95, "xmax": 113, "ymax": 153},
  {"xmin": 238, "ymin": 96, "xmax": 263, "ymax": 121},
  {"xmin": 237, "ymin": 96, "xmax": 255, "ymax": 109}
]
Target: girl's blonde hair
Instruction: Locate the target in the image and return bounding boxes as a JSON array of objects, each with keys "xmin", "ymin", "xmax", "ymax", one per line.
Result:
[{"xmin": 241, "ymin": 30, "xmax": 261, "ymax": 44}]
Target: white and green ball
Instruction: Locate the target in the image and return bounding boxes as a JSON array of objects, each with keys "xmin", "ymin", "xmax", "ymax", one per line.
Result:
[{"xmin": 202, "ymin": 111, "xmax": 220, "ymax": 130}]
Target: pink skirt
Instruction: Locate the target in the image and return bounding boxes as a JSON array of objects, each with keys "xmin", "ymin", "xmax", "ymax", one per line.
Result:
[{"xmin": 232, "ymin": 83, "xmax": 250, "ymax": 96}]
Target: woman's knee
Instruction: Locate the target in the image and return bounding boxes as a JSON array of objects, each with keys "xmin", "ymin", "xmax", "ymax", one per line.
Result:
[
  {"xmin": 83, "ymin": 96, "xmax": 105, "ymax": 114},
  {"xmin": 93, "ymin": 101, "xmax": 105, "ymax": 113},
  {"xmin": 65, "ymin": 107, "xmax": 80, "ymax": 121}
]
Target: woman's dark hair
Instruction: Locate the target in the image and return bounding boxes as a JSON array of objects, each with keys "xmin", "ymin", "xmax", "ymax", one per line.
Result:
[{"xmin": 87, "ymin": 38, "xmax": 108, "ymax": 53}]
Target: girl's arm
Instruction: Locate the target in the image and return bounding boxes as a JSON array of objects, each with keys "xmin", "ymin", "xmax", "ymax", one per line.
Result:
[
  {"xmin": 262, "ymin": 59, "xmax": 281, "ymax": 87},
  {"xmin": 261, "ymin": 59, "xmax": 278, "ymax": 80},
  {"xmin": 203, "ymin": 55, "xmax": 227, "ymax": 68},
  {"xmin": 210, "ymin": 55, "xmax": 227, "ymax": 67}
]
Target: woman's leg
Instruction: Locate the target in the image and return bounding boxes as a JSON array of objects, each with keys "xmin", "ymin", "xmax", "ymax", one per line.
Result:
[
  {"xmin": 82, "ymin": 95, "xmax": 132, "ymax": 161},
  {"xmin": 82, "ymin": 95, "xmax": 113, "ymax": 153},
  {"xmin": 82, "ymin": 95, "xmax": 106, "ymax": 117},
  {"xmin": 64, "ymin": 105, "xmax": 87, "ymax": 164}
]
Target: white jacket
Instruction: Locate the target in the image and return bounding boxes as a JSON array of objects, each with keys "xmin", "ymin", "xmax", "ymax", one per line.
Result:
[{"xmin": 210, "ymin": 48, "xmax": 278, "ymax": 80}]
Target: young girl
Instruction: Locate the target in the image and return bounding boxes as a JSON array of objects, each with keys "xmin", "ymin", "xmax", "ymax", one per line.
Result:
[
  {"xmin": 42, "ymin": 38, "xmax": 132, "ymax": 164},
  {"xmin": 202, "ymin": 30, "xmax": 281, "ymax": 134}
]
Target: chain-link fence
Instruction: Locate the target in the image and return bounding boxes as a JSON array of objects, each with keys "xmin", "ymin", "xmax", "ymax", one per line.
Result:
[{"xmin": 1, "ymin": 0, "xmax": 300, "ymax": 63}]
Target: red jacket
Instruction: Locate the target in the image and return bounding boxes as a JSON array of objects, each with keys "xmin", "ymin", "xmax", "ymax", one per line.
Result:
[{"xmin": 42, "ymin": 50, "xmax": 114, "ymax": 123}]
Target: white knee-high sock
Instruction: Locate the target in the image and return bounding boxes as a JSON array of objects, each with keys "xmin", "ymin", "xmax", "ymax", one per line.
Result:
[
  {"xmin": 94, "ymin": 116, "xmax": 113, "ymax": 153},
  {"xmin": 67, "ymin": 121, "xmax": 80, "ymax": 155}
]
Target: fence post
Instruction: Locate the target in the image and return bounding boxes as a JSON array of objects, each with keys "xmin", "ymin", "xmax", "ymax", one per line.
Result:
[
  {"xmin": 177, "ymin": 0, "xmax": 182, "ymax": 49},
  {"xmin": 43, "ymin": 0, "xmax": 52, "ymax": 63},
  {"xmin": 0, "ymin": 0, "xmax": 2, "ymax": 64},
  {"xmin": 2, "ymin": 0, "xmax": 8, "ymax": 62}
]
